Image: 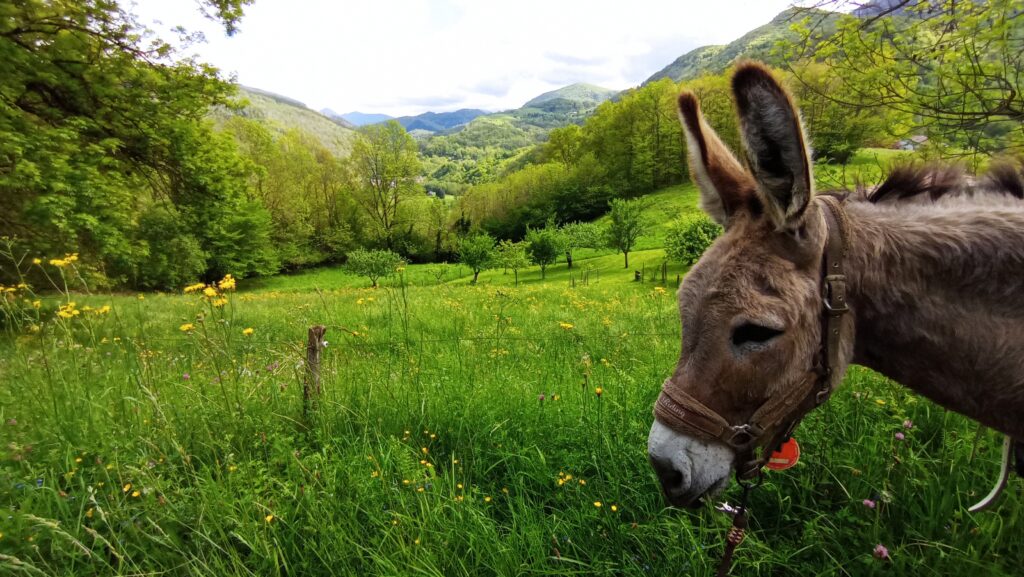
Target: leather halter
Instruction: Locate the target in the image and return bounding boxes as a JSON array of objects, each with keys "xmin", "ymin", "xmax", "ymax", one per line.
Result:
[{"xmin": 654, "ymin": 195, "xmax": 850, "ymax": 479}]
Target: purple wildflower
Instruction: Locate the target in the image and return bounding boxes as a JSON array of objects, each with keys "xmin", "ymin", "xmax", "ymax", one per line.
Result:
[
  {"xmin": 873, "ymin": 544, "xmax": 890, "ymax": 560},
  {"xmin": 903, "ymin": 419, "xmax": 913, "ymax": 429},
  {"xmin": 182, "ymin": 373, "xmax": 190, "ymax": 381},
  {"xmin": 895, "ymin": 432, "xmax": 905, "ymax": 441},
  {"xmin": 862, "ymin": 499, "xmax": 876, "ymax": 509},
  {"xmin": 538, "ymin": 393, "xmax": 546, "ymax": 402}
]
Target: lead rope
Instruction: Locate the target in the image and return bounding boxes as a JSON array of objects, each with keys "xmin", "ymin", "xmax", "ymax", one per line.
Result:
[{"xmin": 715, "ymin": 472, "xmax": 762, "ymax": 577}]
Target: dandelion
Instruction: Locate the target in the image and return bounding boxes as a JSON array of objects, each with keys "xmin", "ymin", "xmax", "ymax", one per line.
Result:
[
  {"xmin": 179, "ymin": 323, "xmax": 195, "ymax": 332},
  {"xmin": 32, "ymin": 300, "xmax": 41, "ymax": 309},
  {"xmin": 217, "ymin": 274, "xmax": 236, "ymax": 291},
  {"xmin": 265, "ymin": 514, "xmax": 274, "ymax": 523},
  {"xmin": 559, "ymin": 322, "xmax": 574, "ymax": 330},
  {"xmin": 184, "ymin": 283, "xmax": 205, "ymax": 294},
  {"xmin": 595, "ymin": 387, "xmax": 603, "ymax": 397},
  {"xmin": 873, "ymin": 544, "xmax": 890, "ymax": 560},
  {"xmin": 212, "ymin": 297, "xmax": 228, "ymax": 307},
  {"xmin": 863, "ymin": 499, "xmax": 876, "ymax": 509},
  {"xmin": 203, "ymin": 286, "xmax": 218, "ymax": 298},
  {"xmin": 242, "ymin": 327, "xmax": 254, "ymax": 336},
  {"xmin": 894, "ymin": 432, "xmax": 905, "ymax": 441},
  {"xmin": 95, "ymin": 305, "xmax": 111, "ymax": 314},
  {"xmin": 593, "ymin": 501, "xmax": 602, "ymax": 508}
]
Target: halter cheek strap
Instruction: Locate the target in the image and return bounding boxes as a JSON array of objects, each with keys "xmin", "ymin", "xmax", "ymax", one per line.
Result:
[{"xmin": 654, "ymin": 195, "xmax": 850, "ymax": 477}]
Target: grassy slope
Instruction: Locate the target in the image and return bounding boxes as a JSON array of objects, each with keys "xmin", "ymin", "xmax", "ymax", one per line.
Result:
[{"xmin": 2, "ymin": 148, "xmax": 1016, "ymax": 576}]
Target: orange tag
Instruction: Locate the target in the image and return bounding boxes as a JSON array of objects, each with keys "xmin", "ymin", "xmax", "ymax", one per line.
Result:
[{"xmin": 766, "ymin": 437, "xmax": 800, "ymax": 471}]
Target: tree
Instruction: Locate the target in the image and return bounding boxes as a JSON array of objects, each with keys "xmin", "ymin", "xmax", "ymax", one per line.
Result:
[
  {"xmin": 346, "ymin": 249, "xmax": 404, "ymax": 288},
  {"xmin": 788, "ymin": 1, "xmax": 1024, "ymax": 158},
  {"xmin": 496, "ymin": 240, "xmax": 531, "ymax": 287},
  {"xmin": 0, "ymin": 0, "xmax": 258, "ymax": 288},
  {"xmin": 526, "ymin": 226, "xmax": 565, "ymax": 280},
  {"xmin": 664, "ymin": 216, "xmax": 722, "ymax": 266},
  {"xmin": 350, "ymin": 121, "xmax": 422, "ymax": 250},
  {"xmin": 458, "ymin": 233, "xmax": 496, "ymax": 284},
  {"xmin": 559, "ymin": 221, "xmax": 603, "ymax": 270},
  {"xmin": 605, "ymin": 198, "xmax": 646, "ymax": 268}
]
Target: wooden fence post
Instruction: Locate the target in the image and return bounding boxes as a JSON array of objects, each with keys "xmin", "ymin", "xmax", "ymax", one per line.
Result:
[{"xmin": 304, "ymin": 325, "xmax": 327, "ymax": 419}]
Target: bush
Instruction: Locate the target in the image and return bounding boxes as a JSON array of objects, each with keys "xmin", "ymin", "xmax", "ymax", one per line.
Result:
[
  {"xmin": 347, "ymin": 249, "xmax": 404, "ymax": 287},
  {"xmin": 136, "ymin": 206, "xmax": 208, "ymax": 290},
  {"xmin": 664, "ymin": 216, "xmax": 722, "ymax": 266}
]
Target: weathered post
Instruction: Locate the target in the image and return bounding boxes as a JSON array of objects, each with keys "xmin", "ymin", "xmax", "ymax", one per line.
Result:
[{"xmin": 304, "ymin": 325, "xmax": 327, "ymax": 420}]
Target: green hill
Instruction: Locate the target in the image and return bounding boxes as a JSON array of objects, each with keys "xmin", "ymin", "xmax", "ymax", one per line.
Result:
[
  {"xmin": 645, "ymin": 7, "xmax": 840, "ymax": 84},
  {"xmin": 523, "ymin": 83, "xmax": 617, "ymax": 108},
  {"xmin": 212, "ymin": 86, "xmax": 357, "ymax": 156}
]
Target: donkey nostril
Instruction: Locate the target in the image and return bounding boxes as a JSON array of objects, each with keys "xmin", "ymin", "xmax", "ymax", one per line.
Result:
[{"xmin": 663, "ymin": 468, "xmax": 683, "ymax": 489}]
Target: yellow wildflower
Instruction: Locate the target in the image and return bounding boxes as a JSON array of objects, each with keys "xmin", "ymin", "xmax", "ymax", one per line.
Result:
[
  {"xmin": 611, "ymin": 504, "xmax": 619, "ymax": 512},
  {"xmin": 211, "ymin": 297, "xmax": 228, "ymax": 307},
  {"xmin": 242, "ymin": 327, "xmax": 254, "ymax": 336},
  {"xmin": 417, "ymin": 487, "xmax": 425, "ymax": 493},
  {"xmin": 875, "ymin": 399, "xmax": 886, "ymax": 406},
  {"xmin": 228, "ymin": 465, "xmax": 238, "ymax": 473},
  {"xmin": 265, "ymin": 514, "xmax": 274, "ymax": 523},
  {"xmin": 371, "ymin": 471, "xmax": 379, "ymax": 478},
  {"xmin": 595, "ymin": 387, "xmax": 603, "ymax": 397},
  {"xmin": 95, "ymin": 305, "xmax": 111, "ymax": 314},
  {"xmin": 136, "ymin": 294, "xmax": 144, "ymax": 300},
  {"xmin": 457, "ymin": 483, "xmax": 463, "ymax": 490},
  {"xmin": 32, "ymin": 258, "xmax": 41, "ymax": 265},
  {"xmin": 122, "ymin": 483, "xmax": 131, "ymax": 493},
  {"xmin": 593, "ymin": 501, "xmax": 602, "ymax": 508},
  {"xmin": 203, "ymin": 286, "xmax": 218, "ymax": 298},
  {"xmin": 184, "ymin": 283, "xmax": 205, "ymax": 294},
  {"xmin": 217, "ymin": 274, "xmax": 236, "ymax": 291},
  {"xmin": 579, "ymin": 479, "xmax": 586, "ymax": 486},
  {"xmin": 85, "ymin": 508, "xmax": 93, "ymax": 519},
  {"xmin": 414, "ymin": 538, "xmax": 420, "ymax": 545},
  {"xmin": 484, "ymin": 496, "xmax": 491, "ymax": 503},
  {"xmin": 131, "ymin": 490, "xmax": 140, "ymax": 497},
  {"xmin": 179, "ymin": 323, "xmax": 195, "ymax": 332},
  {"xmin": 559, "ymin": 321, "xmax": 574, "ymax": 330},
  {"xmin": 49, "ymin": 258, "xmax": 68, "ymax": 267}
]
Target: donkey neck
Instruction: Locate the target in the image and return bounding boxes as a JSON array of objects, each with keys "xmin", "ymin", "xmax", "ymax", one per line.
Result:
[{"xmin": 842, "ymin": 198, "xmax": 1024, "ymax": 439}]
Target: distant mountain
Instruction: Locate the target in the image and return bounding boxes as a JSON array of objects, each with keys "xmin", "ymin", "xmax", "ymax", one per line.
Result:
[
  {"xmin": 396, "ymin": 109, "xmax": 489, "ymax": 133},
  {"xmin": 523, "ymin": 83, "xmax": 617, "ymax": 109},
  {"xmin": 212, "ymin": 86, "xmax": 357, "ymax": 156},
  {"xmin": 330, "ymin": 110, "xmax": 394, "ymax": 126},
  {"xmin": 644, "ymin": 7, "xmax": 841, "ymax": 84}
]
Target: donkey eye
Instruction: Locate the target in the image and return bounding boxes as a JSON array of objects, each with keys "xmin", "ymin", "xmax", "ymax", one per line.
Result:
[{"xmin": 731, "ymin": 323, "xmax": 784, "ymax": 348}]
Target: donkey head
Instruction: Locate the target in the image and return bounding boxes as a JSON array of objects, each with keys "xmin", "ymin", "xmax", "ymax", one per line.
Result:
[{"xmin": 647, "ymin": 62, "xmax": 851, "ymax": 507}]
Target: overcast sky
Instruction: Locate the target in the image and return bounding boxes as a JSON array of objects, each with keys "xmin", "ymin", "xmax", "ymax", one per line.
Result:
[{"xmin": 132, "ymin": 0, "xmax": 799, "ymax": 117}]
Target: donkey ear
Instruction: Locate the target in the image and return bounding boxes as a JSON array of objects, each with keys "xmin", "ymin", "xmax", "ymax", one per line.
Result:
[
  {"xmin": 677, "ymin": 91, "xmax": 757, "ymax": 228},
  {"xmin": 732, "ymin": 62, "xmax": 813, "ymax": 231}
]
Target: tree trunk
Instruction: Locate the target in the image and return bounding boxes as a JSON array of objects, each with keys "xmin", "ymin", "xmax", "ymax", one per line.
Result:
[
  {"xmin": 473, "ymin": 270, "xmax": 480, "ymax": 284},
  {"xmin": 566, "ymin": 250, "xmax": 573, "ymax": 269},
  {"xmin": 624, "ymin": 251, "xmax": 629, "ymax": 268},
  {"xmin": 514, "ymin": 269, "xmax": 519, "ymax": 287}
]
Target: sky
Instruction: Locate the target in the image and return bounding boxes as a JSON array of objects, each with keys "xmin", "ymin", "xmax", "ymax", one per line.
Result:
[{"xmin": 132, "ymin": 0, "xmax": 799, "ymax": 117}]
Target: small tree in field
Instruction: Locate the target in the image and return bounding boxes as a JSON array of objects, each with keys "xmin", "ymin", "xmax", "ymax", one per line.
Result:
[
  {"xmin": 347, "ymin": 248, "xmax": 404, "ymax": 287},
  {"xmin": 526, "ymin": 226, "xmax": 565, "ymax": 280},
  {"xmin": 664, "ymin": 216, "xmax": 722, "ymax": 266},
  {"xmin": 560, "ymin": 221, "xmax": 602, "ymax": 269},
  {"xmin": 605, "ymin": 198, "xmax": 645, "ymax": 268},
  {"xmin": 496, "ymin": 239, "xmax": 531, "ymax": 287},
  {"xmin": 458, "ymin": 233, "xmax": 495, "ymax": 284}
]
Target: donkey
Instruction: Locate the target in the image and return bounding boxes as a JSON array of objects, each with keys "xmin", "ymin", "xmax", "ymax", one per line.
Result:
[{"xmin": 647, "ymin": 61, "xmax": 1024, "ymax": 509}]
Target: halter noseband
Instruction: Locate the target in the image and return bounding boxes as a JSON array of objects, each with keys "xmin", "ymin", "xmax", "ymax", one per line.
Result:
[{"xmin": 654, "ymin": 195, "xmax": 850, "ymax": 478}]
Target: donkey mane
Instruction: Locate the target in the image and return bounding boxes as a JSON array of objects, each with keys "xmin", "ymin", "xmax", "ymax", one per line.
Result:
[{"xmin": 856, "ymin": 161, "xmax": 1024, "ymax": 205}]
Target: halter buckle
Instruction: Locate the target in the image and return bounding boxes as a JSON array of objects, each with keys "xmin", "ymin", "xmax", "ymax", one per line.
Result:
[{"xmin": 727, "ymin": 424, "xmax": 763, "ymax": 449}]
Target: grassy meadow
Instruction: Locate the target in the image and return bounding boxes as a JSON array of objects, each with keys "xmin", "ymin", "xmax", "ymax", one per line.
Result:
[{"xmin": 2, "ymin": 174, "xmax": 1022, "ymax": 576}]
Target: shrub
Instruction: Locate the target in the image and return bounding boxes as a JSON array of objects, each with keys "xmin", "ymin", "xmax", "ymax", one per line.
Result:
[
  {"xmin": 664, "ymin": 216, "xmax": 723, "ymax": 266},
  {"xmin": 347, "ymin": 249, "xmax": 404, "ymax": 287}
]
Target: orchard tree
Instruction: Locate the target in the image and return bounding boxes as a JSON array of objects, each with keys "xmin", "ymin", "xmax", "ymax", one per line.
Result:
[
  {"xmin": 560, "ymin": 221, "xmax": 603, "ymax": 269},
  {"xmin": 458, "ymin": 233, "xmax": 495, "ymax": 284},
  {"xmin": 605, "ymin": 198, "xmax": 646, "ymax": 269},
  {"xmin": 496, "ymin": 240, "xmax": 531, "ymax": 287},
  {"xmin": 664, "ymin": 216, "xmax": 722, "ymax": 266},
  {"xmin": 347, "ymin": 249, "xmax": 404, "ymax": 288},
  {"xmin": 351, "ymin": 121, "xmax": 422, "ymax": 250},
  {"xmin": 526, "ymin": 226, "xmax": 565, "ymax": 280}
]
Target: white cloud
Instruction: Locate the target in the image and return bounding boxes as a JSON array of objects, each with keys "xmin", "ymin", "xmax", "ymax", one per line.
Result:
[{"xmin": 132, "ymin": 0, "xmax": 798, "ymax": 116}]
